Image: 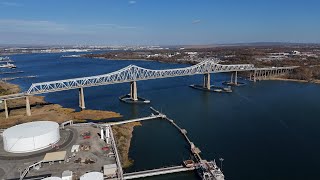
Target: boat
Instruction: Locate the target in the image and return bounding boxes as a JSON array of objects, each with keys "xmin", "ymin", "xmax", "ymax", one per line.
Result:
[
  {"xmin": 0, "ymin": 62, "xmax": 17, "ymax": 69},
  {"xmin": 197, "ymin": 160, "xmax": 225, "ymax": 180},
  {"xmin": 61, "ymin": 55, "xmax": 81, "ymax": 58},
  {"xmin": 0, "ymin": 56, "xmax": 13, "ymax": 62},
  {"xmin": 0, "ymin": 56, "xmax": 9, "ymax": 61}
]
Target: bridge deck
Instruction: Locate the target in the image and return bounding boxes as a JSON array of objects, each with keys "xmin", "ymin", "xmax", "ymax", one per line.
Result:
[{"xmin": 0, "ymin": 93, "xmax": 26, "ymax": 101}]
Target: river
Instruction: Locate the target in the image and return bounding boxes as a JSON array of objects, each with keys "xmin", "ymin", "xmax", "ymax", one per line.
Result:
[{"xmin": 2, "ymin": 53, "xmax": 320, "ymax": 180}]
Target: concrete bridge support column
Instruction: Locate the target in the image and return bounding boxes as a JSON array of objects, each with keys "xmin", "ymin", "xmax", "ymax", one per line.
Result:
[
  {"xmin": 253, "ymin": 70, "xmax": 257, "ymax": 82},
  {"xmin": 230, "ymin": 73, "xmax": 234, "ymax": 84},
  {"xmin": 203, "ymin": 73, "xmax": 211, "ymax": 90},
  {"xmin": 26, "ymin": 96, "xmax": 31, "ymax": 116},
  {"xmin": 4, "ymin": 99, "xmax": 9, "ymax": 119},
  {"xmin": 79, "ymin": 87, "xmax": 85, "ymax": 110},
  {"xmin": 234, "ymin": 71, "xmax": 238, "ymax": 85},
  {"xmin": 101, "ymin": 128, "xmax": 104, "ymax": 140},
  {"xmin": 130, "ymin": 81, "xmax": 138, "ymax": 101}
]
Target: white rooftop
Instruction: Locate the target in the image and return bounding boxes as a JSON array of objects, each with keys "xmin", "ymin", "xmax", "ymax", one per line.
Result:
[{"xmin": 3, "ymin": 121, "xmax": 59, "ymax": 138}]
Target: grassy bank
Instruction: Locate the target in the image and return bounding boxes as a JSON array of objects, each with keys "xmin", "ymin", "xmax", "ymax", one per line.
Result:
[{"xmin": 112, "ymin": 122, "xmax": 142, "ymax": 168}]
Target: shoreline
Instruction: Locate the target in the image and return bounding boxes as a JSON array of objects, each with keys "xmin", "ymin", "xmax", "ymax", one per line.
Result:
[
  {"xmin": 84, "ymin": 54, "xmax": 196, "ymax": 65},
  {"xmin": 87, "ymin": 55, "xmax": 320, "ymax": 85},
  {"xmin": 264, "ymin": 77, "xmax": 320, "ymax": 84},
  {"xmin": 112, "ymin": 122, "xmax": 142, "ymax": 168}
]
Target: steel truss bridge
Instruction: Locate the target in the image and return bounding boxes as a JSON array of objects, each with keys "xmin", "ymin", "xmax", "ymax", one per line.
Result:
[
  {"xmin": 0, "ymin": 60, "xmax": 298, "ymax": 118},
  {"xmin": 26, "ymin": 60, "xmax": 254, "ymax": 95}
]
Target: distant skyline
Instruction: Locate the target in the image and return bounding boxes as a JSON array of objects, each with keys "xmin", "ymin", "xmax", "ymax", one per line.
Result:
[{"xmin": 0, "ymin": 0, "xmax": 320, "ymax": 45}]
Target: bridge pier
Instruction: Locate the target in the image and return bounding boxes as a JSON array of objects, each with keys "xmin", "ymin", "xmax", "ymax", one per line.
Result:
[
  {"xmin": 203, "ymin": 73, "xmax": 211, "ymax": 90},
  {"xmin": 79, "ymin": 87, "xmax": 85, "ymax": 110},
  {"xmin": 120, "ymin": 81, "xmax": 150, "ymax": 104},
  {"xmin": 230, "ymin": 73, "xmax": 234, "ymax": 84},
  {"xmin": 26, "ymin": 96, "xmax": 31, "ymax": 116},
  {"xmin": 130, "ymin": 81, "xmax": 138, "ymax": 101},
  {"xmin": 234, "ymin": 71, "xmax": 238, "ymax": 85},
  {"xmin": 4, "ymin": 99, "xmax": 9, "ymax": 119}
]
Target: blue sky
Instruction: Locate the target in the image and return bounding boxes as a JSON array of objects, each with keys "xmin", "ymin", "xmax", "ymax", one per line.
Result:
[{"xmin": 0, "ymin": 0, "xmax": 319, "ymax": 45}]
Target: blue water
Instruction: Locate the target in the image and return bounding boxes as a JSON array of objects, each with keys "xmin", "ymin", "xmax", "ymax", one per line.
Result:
[{"xmin": 2, "ymin": 53, "xmax": 320, "ymax": 180}]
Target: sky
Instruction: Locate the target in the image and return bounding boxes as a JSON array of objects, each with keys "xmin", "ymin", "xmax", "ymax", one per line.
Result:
[{"xmin": 0, "ymin": 0, "xmax": 320, "ymax": 45}]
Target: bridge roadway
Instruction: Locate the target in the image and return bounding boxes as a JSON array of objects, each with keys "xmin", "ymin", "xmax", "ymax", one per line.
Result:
[{"xmin": 123, "ymin": 166, "xmax": 195, "ymax": 179}]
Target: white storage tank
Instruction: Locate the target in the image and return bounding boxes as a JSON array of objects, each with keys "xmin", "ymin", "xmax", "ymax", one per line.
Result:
[
  {"xmin": 3, "ymin": 121, "xmax": 60, "ymax": 153},
  {"xmin": 42, "ymin": 177, "xmax": 62, "ymax": 180},
  {"xmin": 62, "ymin": 170, "xmax": 73, "ymax": 180},
  {"xmin": 80, "ymin": 172, "xmax": 103, "ymax": 180}
]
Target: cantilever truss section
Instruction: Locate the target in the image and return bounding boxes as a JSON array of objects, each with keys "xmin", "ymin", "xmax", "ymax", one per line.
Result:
[{"xmin": 27, "ymin": 60, "xmax": 255, "ymax": 95}]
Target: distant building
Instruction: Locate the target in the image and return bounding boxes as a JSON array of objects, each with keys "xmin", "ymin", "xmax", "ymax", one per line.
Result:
[{"xmin": 291, "ymin": 50, "xmax": 301, "ymax": 55}]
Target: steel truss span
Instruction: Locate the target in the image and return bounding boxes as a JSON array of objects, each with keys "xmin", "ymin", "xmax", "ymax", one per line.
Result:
[{"xmin": 27, "ymin": 61, "xmax": 254, "ymax": 95}]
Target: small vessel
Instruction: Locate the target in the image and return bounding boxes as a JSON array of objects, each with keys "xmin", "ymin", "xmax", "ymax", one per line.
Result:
[
  {"xmin": 0, "ymin": 56, "xmax": 9, "ymax": 61},
  {"xmin": 0, "ymin": 56, "xmax": 13, "ymax": 62},
  {"xmin": 223, "ymin": 86, "xmax": 232, "ymax": 93},
  {"xmin": 197, "ymin": 160, "xmax": 225, "ymax": 180},
  {"xmin": 0, "ymin": 62, "xmax": 17, "ymax": 69},
  {"xmin": 61, "ymin": 54, "xmax": 81, "ymax": 58}
]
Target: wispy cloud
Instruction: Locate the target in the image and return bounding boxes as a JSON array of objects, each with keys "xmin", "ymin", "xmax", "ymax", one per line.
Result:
[
  {"xmin": 0, "ymin": 1, "xmax": 22, "ymax": 7},
  {"xmin": 95, "ymin": 23, "xmax": 138, "ymax": 29},
  {"xmin": 192, "ymin": 19, "xmax": 201, "ymax": 24},
  {"xmin": 0, "ymin": 19, "xmax": 68, "ymax": 33},
  {"xmin": 128, "ymin": 1, "xmax": 136, "ymax": 5},
  {"xmin": 0, "ymin": 19, "xmax": 141, "ymax": 36}
]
